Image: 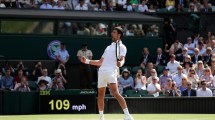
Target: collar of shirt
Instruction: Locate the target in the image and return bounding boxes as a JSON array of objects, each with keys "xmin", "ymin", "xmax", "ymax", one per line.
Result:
[{"xmin": 111, "ymin": 40, "xmax": 122, "ymax": 45}]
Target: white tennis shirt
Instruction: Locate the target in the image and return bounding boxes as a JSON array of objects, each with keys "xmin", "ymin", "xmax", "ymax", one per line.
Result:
[{"xmin": 99, "ymin": 41, "xmax": 127, "ymax": 73}]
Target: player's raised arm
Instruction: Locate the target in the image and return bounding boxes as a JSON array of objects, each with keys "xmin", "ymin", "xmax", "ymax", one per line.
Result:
[{"xmin": 80, "ymin": 56, "xmax": 104, "ymax": 67}]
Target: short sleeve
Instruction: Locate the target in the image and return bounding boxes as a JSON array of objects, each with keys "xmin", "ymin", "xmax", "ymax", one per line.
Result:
[
  {"xmin": 66, "ymin": 51, "xmax": 70, "ymax": 57},
  {"xmin": 102, "ymin": 47, "xmax": 108, "ymax": 58},
  {"xmin": 89, "ymin": 50, "xmax": 93, "ymax": 56},
  {"xmin": 77, "ymin": 50, "xmax": 82, "ymax": 57},
  {"xmin": 120, "ymin": 44, "xmax": 127, "ymax": 57}
]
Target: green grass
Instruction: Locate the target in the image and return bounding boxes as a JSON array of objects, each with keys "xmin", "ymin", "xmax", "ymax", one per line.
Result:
[{"xmin": 1, "ymin": 114, "xmax": 215, "ymax": 120}]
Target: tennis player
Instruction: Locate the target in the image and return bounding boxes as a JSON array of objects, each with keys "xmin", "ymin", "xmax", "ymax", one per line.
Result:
[{"xmin": 81, "ymin": 27, "xmax": 134, "ymax": 120}]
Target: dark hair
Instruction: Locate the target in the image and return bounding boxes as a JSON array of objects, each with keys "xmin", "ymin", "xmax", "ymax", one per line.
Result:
[
  {"xmin": 60, "ymin": 42, "xmax": 65, "ymax": 46},
  {"xmin": 183, "ymin": 62, "xmax": 192, "ymax": 67},
  {"xmin": 113, "ymin": 27, "xmax": 123, "ymax": 39},
  {"xmin": 201, "ymin": 80, "xmax": 206, "ymax": 85}
]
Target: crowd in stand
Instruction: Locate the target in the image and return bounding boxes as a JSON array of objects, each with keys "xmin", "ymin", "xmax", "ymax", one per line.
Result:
[
  {"xmin": 0, "ymin": 42, "xmax": 70, "ymax": 92},
  {"xmin": 116, "ymin": 31, "xmax": 215, "ymax": 97},
  {"xmin": 0, "ymin": 0, "xmax": 215, "ymax": 12}
]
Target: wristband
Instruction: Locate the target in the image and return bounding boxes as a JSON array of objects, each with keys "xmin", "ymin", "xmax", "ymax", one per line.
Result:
[{"xmin": 85, "ymin": 59, "xmax": 90, "ymax": 64}]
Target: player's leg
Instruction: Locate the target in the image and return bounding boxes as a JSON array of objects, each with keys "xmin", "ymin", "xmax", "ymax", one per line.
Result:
[
  {"xmin": 97, "ymin": 87, "xmax": 106, "ymax": 114},
  {"xmin": 109, "ymin": 83, "xmax": 134, "ymax": 120},
  {"xmin": 97, "ymin": 71, "xmax": 107, "ymax": 120}
]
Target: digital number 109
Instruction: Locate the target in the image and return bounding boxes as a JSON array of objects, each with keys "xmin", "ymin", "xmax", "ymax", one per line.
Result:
[{"xmin": 49, "ymin": 99, "xmax": 70, "ymax": 110}]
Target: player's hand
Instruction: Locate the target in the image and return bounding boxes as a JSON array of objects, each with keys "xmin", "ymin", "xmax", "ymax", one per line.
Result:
[
  {"xmin": 117, "ymin": 61, "xmax": 121, "ymax": 67},
  {"xmin": 80, "ymin": 56, "xmax": 86, "ymax": 64}
]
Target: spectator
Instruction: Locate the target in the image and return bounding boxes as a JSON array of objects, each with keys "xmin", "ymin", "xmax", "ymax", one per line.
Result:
[
  {"xmin": 96, "ymin": 23, "xmax": 107, "ymax": 36},
  {"xmin": 169, "ymin": 40, "xmax": 183, "ymax": 55},
  {"xmin": 14, "ymin": 76, "xmax": 30, "ymax": 92},
  {"xmin": 187, "ymin": 68, "xmax": 199, "ymax": 89},
  {"xmin": 138, "ymin": 0, "xmax": 148, "ymax": 12},
  {"xmin": 147, "ymin": 0, "xmax": 159, "ymax": 9},
  {"xmin": 99, "ymin": 0, "xmax": 108, "ymax": 11},
  {"xmin": 0, "ymin": 0, "xmax": 6, "ymax": 8},
  {"xmin": 38, "ymin": 68, "xmax": 52, "ymax": 88},
  {"xmin": 175, "ymin": 0, "xmax": 187, "ymax": 8},
  {"xmin": 32, "ymin": 61, "xmax": 43, "ymax": 81},
  {"xmin": 147, "ymin": 76, "xmax": 161, "ymax": 97},
  {"xmin": 72, "ymin": 0, "xmax": 79, "ymax": 8},
  {"xmin": 210, "ymin": 59, "xmax": 215, "ymax": 76},
  {"xmin": 165, "ymin": 82, "xmax": 181, "ymax": 97},
  {"xmin": 50, "ymin": 0, "xmax": 56, "ymax": 8},
  {"xmin": 167, "ymin": 54, "xmax": 180, "ymax": 74},
  {"xmin": 61, "ymin": 0, "xmax": 73, "ymax": 10},
  {"xmin": 191, "ymin": 48, "xmax": 202, "ymax": 64},
  {"xmin": 118, "ymin": 68, "xmax": 134, "ymax": 94},
  {"xmin": 37, "ymin": 76, "xmax": 49, "ymax": 91},
  {"xmin": 183, "ymin": 62, "xmax": 192, "ymax": 76},
  {"xmin": 179, "ymin": 76, "xmax": 188, "ymax": 92},
  {"xmin": 55, "ymin": 42, "xmax": 70, "ymax": 65},
  {"xmin": 188, "ymin": 3, "xmax": 198, "ymax": 12},
  {"xmin": 192, "ymin": 0, "xmax": 201, "ymax": 11},
  {"xmin": 159, "ymin": 67, "xmax": 172, "ymax": 89},
  {"xmin": 165, "ymin": 0, "xmax": 175, "ymax": 11},
  {"xmin": 144, "ymin": 62, "xmax": 154, "ymax": 78},
  {"xmin": 200, "ymin": 67, "xmax": 213, "ymax": 87},
  {"xmin": 16, "ymin": 61, "xmax": 25, "ymax": 71},
  {"xmin": 200, "ymin": 0, "xmax": 212, "ymax": 12},
  {"xmin": 148, "ymin": 4, "xmax": 156, "ymax": 12},
  {"xmin": 2, "ymin": 61, "xmax": 15, "ymax": 76},
  {"xmin": 11, "ymin": 0, "xmax": 21, "ymax": 8},
  {"xmin": 172, "ymin": 65, "xmax": 186, "ymax": 87},
  {"xmin": 88, "ymin": 0, "xmax": 99, "ymax": 11},
  {"xmin": 154, "ymin": 48, "xmax": 167, "ymax": 67},
  {"xmin": 51, "ymin": 69, "xmax": 67, "ymax": 89},
  {"xmin": 147, "ymin": 69, "xmax": 158, "ymax": 84},
  {"xmin": 197, "ymin": 80, "xmax": 213, "ymax": 97},
  {"xmin": 193, "ymin": 33, "xmax": 200, "ymax": 47},
  {"xmin": 1, "ymin": 69, "xmax": 14, "ymax": 90},
  {"xmin": 106, "ymin": 0, "xmax": 114, "ymax": 11},
  {"xmin": 176, "ymin": 47, "xmax": 188, "ymax": 63},
  {"xmin": 4, "ymin": 0, "xmax": 11, "ymax": 7},
  {"xmin": 77, "ymin": 43, "xmax": 93, "ymax": 89},
  {"xmin": 116, "ymin": 0, "xmax": 127, "ymax": 11},
  {"xmin": 40, "ymin": 0, "xmax": 52, "ymax": 9},
  {"xmin": 134, "ymin": 68, "xmax": 147, "ymax": 91},
  {"xmin": 14, "ymin": 69, "xmax": 28, "ymax": 85},
  {"xmin": 203, "ymin": 47, "xmax": 212, "ymax": 66},
  {"xmin": 183, "ymin": 55, "xmax": 193, "ymax": 65},
  {"xmin": 53, "ymin": 0, "xmax": 64, "ymax": 10},
  {"xmin": 198, "ymin": 41, "xmax": 206, "ymax": 56},
  {"xmin": 163, "ymin": 18, "xmax": 177, "ymax": 47},
  {"xmin": 140, "ymin": 47, "xmax": 153, "ymax": 68},
  {"xmin": 211, "ymin": 40, "xmax": 215, "ymax": 52},
  {"xmin": 196, "ymin": 60, "xmax": 205, "ymax": 78},
  {"xmin": 163, "ymin": 78, "xmax": 173, "ymax": 94},
  {"xmin": 75, "ymin": 0, "xmax": 88, "ymax": 10},
  {"xmin": 29, "ymin": 0, "xmax": 38, "ymax": 8},
  {"xmin": 175, "ymin": 4, "xmax": 184, "ymax": 12},
  {"xmin": 184, "ymin": 37, "xmax": 195, "ymax": 55},
  {"xmin": 57, "ymin": 64, "xmax": 67, "ymax": 78},
  {"xmin": 182, "ymin": 81, "xmax": 197, "ymax": 96}
]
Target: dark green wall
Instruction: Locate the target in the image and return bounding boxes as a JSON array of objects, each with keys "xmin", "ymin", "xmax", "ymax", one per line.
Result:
[
  {"xmin": 0, "ymin": 92, "xmax": 2, "ymax": 115},
  {"xmin": 0, "ymin": 35, "xmax": 162, "ymax": 65},
  {"xmin": 2, "ymin": 91, "xmax": 39, "ymax": 115}
]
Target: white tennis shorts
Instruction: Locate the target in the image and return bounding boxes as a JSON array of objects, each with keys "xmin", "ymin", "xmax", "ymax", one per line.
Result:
[{"xmin": 98, "ymin": 70, "xmax": 117, "ymax": 88}]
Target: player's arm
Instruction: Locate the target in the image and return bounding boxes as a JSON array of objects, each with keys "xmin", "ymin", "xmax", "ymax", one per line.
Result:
[
  {"xmin": 81, "ymin": 56, "xmax": 104, "ymax": 66},
  {"xmin": 117, "ymin": 56, "xmax": 125, "ymax": 67}
]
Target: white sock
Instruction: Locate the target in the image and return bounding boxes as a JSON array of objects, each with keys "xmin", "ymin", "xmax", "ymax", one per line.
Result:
[
  {"xmin": 123, "ymin": 108, "xmax": 130, "ymax": 115},
  {"xmin": 99, "ymin": 111, "xmax": 104, "ymax": 116}
]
